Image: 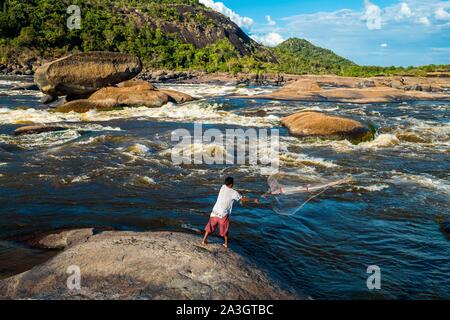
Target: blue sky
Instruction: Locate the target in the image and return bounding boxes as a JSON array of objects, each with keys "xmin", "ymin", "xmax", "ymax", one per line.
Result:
[{"xmin": 199, "ymin": 0, "xmax": 450, "ymax": 66}]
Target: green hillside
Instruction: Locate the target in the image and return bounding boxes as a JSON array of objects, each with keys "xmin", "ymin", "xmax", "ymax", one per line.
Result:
[
  {"xmin": 273, "ymin": 38, "xmax": 356, "ymax": 75},
  {"xmin": 0, "ymin": 0, "xmax": 271, "ymax": 73},
  {"xmin": 272, "ymin": 38, "xmax": 450, "ymax": 77},
  {"xmin": 0, "ymin": 0, "xmax": 448, "ymax": 76}
]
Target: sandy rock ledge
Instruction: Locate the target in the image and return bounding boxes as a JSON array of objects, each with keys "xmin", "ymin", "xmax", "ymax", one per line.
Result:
[{"xmin": 0, "ymin": 231, "xmax": 298, "ymax": 300}]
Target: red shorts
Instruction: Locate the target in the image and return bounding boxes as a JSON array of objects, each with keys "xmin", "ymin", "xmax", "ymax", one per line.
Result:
[{"xmin": 205, "ymin": 215, "xmax": 230, "ymax": 237}]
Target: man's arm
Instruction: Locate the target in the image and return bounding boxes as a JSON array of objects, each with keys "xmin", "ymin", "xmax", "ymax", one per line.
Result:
[{"xmin": 240, "ymin": 197, "xmax": 259, "ymax": 205}]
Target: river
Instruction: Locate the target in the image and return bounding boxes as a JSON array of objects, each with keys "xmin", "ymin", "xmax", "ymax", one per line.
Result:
[{"xmin": 0, "ymin": 77, "xmax": 449, "ymax": 299}]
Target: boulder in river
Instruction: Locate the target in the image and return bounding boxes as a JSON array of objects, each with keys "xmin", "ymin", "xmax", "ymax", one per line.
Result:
[
  {"xmin": 34, "ymin": 52, "xmax": 143, "ymax": 97},
  {"xmin": 55, "ymin": 81, "xmax": 194, "ymax": 113},
  {"xmin": 281, "ymin": 111, "xmax": 370, "ymax": 140},
  {"xmin": 14, "ymin": 125, "xmax": 67, "ymax": 136},
  {"xmin": 88, "ymin": 86, "xmax": 170, "ymax": 108},
  {"xmin": 0, "ymin": 231, "xmax": 297, "ymax": 300}
]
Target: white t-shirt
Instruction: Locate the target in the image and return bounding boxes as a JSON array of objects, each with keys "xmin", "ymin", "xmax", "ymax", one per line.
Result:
[{"xmin": 211, "ymin": 185, "xmax": 242, "ymax": 218}]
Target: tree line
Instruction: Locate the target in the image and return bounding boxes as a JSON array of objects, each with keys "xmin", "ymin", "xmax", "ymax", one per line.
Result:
[{"xmin": 0, "ymin": 0, "xmax": 448, "ymax": 76}]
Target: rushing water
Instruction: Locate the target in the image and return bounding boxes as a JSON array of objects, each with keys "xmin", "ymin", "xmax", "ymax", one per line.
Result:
[{"xmin": 0, "ymin": 77, "xmax": 449, "ymax": 299}]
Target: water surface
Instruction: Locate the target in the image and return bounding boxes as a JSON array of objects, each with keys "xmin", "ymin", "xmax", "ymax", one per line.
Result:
[{"xmin": 0, "ymin": 78, "xmax": 449, "ymax": 299}]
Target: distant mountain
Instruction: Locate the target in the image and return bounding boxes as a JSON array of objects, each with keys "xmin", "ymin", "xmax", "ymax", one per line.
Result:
[{"xmin": 273, "ymin": 38, "xmax": 357, "ymax": 75}]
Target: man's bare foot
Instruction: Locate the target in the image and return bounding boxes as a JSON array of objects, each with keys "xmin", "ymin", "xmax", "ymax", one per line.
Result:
[{"xmin": 202, "ymin": 240, "xmax": 208, "ymax": 246}]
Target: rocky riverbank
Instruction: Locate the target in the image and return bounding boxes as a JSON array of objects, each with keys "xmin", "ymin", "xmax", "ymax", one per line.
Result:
[
  {"xmin": 138, "ymin": 70, "xmax": 288, "ymax": 86},
  {"xmin": 30, "ymin": 52, "xmax": 195, "ymax": 113},
  {"xmin": 0, "ymin": 55, "xmax": 286, "ymax": 86},
  {"xmin": 0, "ymin": 63, "xmax": 35, "ymax": 76},
  {"xmin": 4, "ymin": 53, "xmax": 450, "ymax": 91},
  {"xmin": 235, "ymin": 75, "xmax": 450, "ymax": 103},
  {"xmin": 0, "ymin": 230, "xmax": 298, "ymax": 300}
]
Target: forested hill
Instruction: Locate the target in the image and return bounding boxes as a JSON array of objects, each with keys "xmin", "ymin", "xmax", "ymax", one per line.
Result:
[
  {"xmin": 0, "ymin": 0, "xmax": 274, "ymax": 72},
  {"xmin": 0, "ymin": 0, "xmax": 448, "ymax": 76},
  {"xmin": 273, "ymin": 38, "xmax": 356, "ymax": 75}
]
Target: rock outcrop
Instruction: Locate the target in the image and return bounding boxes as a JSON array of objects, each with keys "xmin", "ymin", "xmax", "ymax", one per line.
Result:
[
  {"xmin": 55, "ymin": 81, "xmax": 194, "ymax": 113},
  {"xmin": 237, "ymin": 75, "xmax": 450, "ymax": 103},
  {"xmin": 34, "ymin": 52, "xmax": 143, "ymax": 97},
  {"xmin": 14, "ymin": 125, "xmax": 67, "ymax": 136},
  {"xmin": 88, "ymin": 86, "xmax": 170, "ymax": 107},
  {"xmin": 139, "ymin": 70, "xmax": 195, "ymax": 83},
  {"xmin": 0, "ymin": 231, "xmax": 297, "ymax": 300},
  {"xmin": 31, "ymin": 228, "xmax": 94, "ymax": 250},
  {"xmin": 281, "ymin": 112, "xmax": 370, "ymax": 140},
  {"xmin": 116, "ymin": 4, "xmax": 275, "ymax": 62},
  {"xmin": 31, "ymin": 52, "xmax": 196, "ymax": 113}
]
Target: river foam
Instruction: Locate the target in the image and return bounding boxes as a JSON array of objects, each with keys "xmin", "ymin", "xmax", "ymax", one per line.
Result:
[
  {"xmin": 0, "ymin": 101, "xmax": 280, "ymax": 128},
  {"xmin": 390, "ymin": 171, "xmax": 450, "ymax": 195}
]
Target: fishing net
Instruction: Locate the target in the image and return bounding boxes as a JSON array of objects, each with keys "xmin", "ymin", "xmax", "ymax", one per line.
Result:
[{"xmin": 265, "ymin": 173, "xmax": 352, "ymax": 216}]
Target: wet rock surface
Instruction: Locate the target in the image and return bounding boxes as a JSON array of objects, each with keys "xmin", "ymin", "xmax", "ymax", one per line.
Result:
[{"xmin": 13, "ymin": 125, "xmax": 67, "ymax": 136}]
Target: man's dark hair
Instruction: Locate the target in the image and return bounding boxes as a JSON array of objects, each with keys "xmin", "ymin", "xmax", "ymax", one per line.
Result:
[{"xmin": 224, "ymin": 177, "xmax": 234, "ymax": 186}]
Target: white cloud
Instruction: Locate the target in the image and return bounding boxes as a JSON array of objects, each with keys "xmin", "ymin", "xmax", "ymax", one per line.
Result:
[
  {"xmin": 435, "ymin": 8, "xmax": 450, "ymax": 20},
  {"xmin": 251, "ymin": 32, "xmax": 285, "ymax": 47},
  {"xmin": 380, "ymin": 43, "xmax": 388, "ymax": 48},
  {"xmin": 277, "ymin": 0, "xmax": 450, "ymax": 66},
  {"xmin": 199, "ymin": 0, "xmax": 254, "ymax": 28},
  {"xmin": 363, "ymin": 0, "xmax": 382, "ymax": 30},
  {"xmin": 419, "ymin": 16, "xmax": 431, "ymax": 25},
  {"xmin": 266, "ymin": 15, "xmax": 276, "ymax": 26},
  {"xmin": 399, "ymin": 3, "xmax": 412, "ymax": 17}
]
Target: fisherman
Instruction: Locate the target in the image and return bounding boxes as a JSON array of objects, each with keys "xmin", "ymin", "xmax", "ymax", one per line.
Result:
[{"xmin": 202, "ymin": 177, "xmax": 259, "ymax": 249}]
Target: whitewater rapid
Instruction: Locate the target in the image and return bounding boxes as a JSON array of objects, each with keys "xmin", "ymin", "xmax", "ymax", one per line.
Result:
[{"xmin": 1, "ymin": 78, "xmax": 450, "ymax": 299}]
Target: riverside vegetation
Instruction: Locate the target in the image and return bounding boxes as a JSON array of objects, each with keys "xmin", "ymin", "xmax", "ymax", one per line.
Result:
[{"xmin": 0, "ymin": 0, "xmax": 449, "ymax": 77}]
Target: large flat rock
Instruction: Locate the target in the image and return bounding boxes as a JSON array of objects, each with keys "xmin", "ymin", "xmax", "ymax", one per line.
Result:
[
  {"xmin": 0, "ymin": 231, "xmax": 298, "ymax": 300},
  {"xmin": 34, "ymin": 52, "xmax": 142, "ymax": 97}
]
